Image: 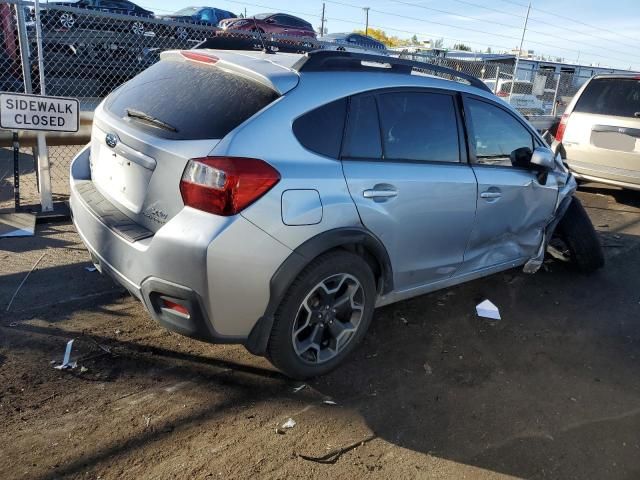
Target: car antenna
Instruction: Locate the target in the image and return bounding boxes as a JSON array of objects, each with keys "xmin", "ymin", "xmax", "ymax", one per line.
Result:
[{"xmin": 251, "ymin": 16, "xmax": 273, "ymax": 54}]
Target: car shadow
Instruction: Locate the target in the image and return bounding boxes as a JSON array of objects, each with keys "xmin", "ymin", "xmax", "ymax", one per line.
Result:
[{"xmin": 3, "ymin": 228, "xmax": 640, "ymax": 478}]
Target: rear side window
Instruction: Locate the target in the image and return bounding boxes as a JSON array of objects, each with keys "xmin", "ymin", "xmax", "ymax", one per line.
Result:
[
  {"xmin": 342, "ymin": 95, "xmax": 382, "ymax": 159},
  {"xmin": 293, "ymin": 98, "xmax": 347, "ymax": 158},
  {"xmin": 104, "ymin": 60, "xmax": 278, "ymax": 140},
  {"xmin": 377, "ymin": 92, "xmax": 460, "ymax": 162},
  {"xmin": 574, "ymin": 78, "xmax": 640, "ymax": 118}
]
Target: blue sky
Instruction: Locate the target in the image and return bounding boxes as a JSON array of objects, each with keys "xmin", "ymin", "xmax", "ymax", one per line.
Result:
[{"xmin": 142, "ymin": 0, "xmax": 640, "ymax": 70}]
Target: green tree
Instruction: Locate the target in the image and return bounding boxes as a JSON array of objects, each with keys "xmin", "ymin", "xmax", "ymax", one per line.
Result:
[
  {"xmin": 354, "ymin": 28, "xmax": 410, "ymax": 48},
  {"xmin": 453, "ymin": 43, "xmax": 472, "ymax": 51}
]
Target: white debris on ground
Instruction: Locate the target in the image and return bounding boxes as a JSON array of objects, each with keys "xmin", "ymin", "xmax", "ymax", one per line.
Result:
[
  {"xmin": 476, "ymin": 299, "xmax": 501, "ymax": 321},
  {"xmin": 53, "ymin": 339, "xmax": 76, "ymax": 370}
]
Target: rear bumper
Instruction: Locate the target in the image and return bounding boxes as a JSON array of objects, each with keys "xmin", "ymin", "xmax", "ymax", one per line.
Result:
[
  {"xmin": 69, "ymin": 145, "xmax": 293, "ymax": 343},
  {"xmin": 565, "ymin": 159, "xmax": 640, "ymax": 191}
]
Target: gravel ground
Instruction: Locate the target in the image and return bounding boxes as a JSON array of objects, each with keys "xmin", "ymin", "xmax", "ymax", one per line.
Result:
[{"xmin": 1, "ymin": 184, "xmax": 639, "ymax": 480}]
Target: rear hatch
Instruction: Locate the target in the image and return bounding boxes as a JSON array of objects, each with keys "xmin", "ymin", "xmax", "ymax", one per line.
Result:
[
  {"xmin": 89, "ymin": 50, "xmax": 285, "ymax": 233},
  {"xmin": 563, "ymin": 76, "xmax": 640, "ymax": 179}
]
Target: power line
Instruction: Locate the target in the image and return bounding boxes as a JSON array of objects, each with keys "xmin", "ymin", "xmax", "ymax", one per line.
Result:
[
  {"xmin": 327, "ymin": 0, "xmax": 639, "ymax": 68},
  {"xmin": 387, "ymin": 0, "xmax": 640, "ymax": 62},
  {"xmin": 138, "ymin": 0, "xmax": 638, "ymax": 69},
  {"xmin": 497, "ymin": 0, "xmax": 640, "ymax": 45},
  {"xmin": 448, "ymin": 0, "xmax": 640, "ymax": 52}
]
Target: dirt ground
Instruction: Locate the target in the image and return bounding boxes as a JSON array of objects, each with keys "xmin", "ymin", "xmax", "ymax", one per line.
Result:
[{"xmin": 1, "ymin": 184, "xmax": 639, "ymax": 480}]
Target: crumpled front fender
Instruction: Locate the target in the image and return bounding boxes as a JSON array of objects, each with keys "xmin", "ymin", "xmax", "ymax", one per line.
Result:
[{"xmin": 523, "ymin": 154, "xmax": 577, "ymax": 273}]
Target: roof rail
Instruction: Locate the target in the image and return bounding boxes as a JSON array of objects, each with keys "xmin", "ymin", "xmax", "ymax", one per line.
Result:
[{"xmin": 292, "ymin": 50, "xmax": 492, "ymax": 93}]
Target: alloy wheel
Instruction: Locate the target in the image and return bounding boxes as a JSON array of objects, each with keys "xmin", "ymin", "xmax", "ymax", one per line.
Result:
[
  {"xmin": 59, "ymin": 12, "xmax": 75, "ymax": 29},
  {"xmin": 131, "ymin": 21, "xmax": 145, "ymax": 35},
  {"xmin": 291, "ymin": 273, "xmax": 365, "ymax": 364}
]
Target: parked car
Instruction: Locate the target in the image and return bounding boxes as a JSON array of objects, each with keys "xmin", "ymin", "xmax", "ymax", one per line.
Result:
[
  {"xmin": 38, "ymin": 0, "xmax": 154, "ymax": 35},
  {"xmin": 484, "ymin": 79, "xmax": 545, "ymax": 115},
  {"xmin": 156, "ymin": 6, "xmax": 236, "ymax": 40},
  {"xmin": 219, "ymin": 13, "xmax": 316, "ymax": 38},
  {"xmin": 322, "ymin": 32, "xmax": 387, "ymax": 53},
  {"xmin": 553, "ymin": 74, "xmax": 640, "ymax": 191},
  {"xmin": 70, "ymin": 49, "xmax": 603, "ymax": 379}
]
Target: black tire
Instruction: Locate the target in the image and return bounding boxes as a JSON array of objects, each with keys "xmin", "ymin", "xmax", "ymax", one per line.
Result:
[
  {"xmin": 267, "ymin": 250, "xmax": 376, "ymax": 379},
  {"xmin": 555, "ymin": 197, "xmax": 604, "ymax": 273}
]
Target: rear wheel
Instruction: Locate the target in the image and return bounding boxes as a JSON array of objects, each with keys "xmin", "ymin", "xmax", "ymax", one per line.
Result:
[
  {"xmin": 552, "ymin": 197, "xmax": 604, "ymax": 273},
  {"xmin": 267, "ymin": 251, "xmax": 376, "ymax": 379}
]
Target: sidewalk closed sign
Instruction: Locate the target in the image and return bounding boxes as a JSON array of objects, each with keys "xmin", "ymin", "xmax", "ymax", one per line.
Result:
[{"xmin": 0, "ymin": 92, "xmax": 79, "ymax": 132}]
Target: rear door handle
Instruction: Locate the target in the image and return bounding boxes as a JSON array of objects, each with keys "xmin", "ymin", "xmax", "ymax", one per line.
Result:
[
  {"xmin": 480, "ymin": 191, "xmax": 502, "ymax": 199},
  {"xmin": 363, "ymin": 189, "xmax": 398, "ymax": 199}
]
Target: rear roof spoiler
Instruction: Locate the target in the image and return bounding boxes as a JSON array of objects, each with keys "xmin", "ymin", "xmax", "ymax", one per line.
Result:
[{"xmin": 160, "ymin": 49, "xmax": 300, "ymax": 95}]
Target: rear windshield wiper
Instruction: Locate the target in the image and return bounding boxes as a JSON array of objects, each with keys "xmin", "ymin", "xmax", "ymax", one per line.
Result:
[{"xmin": 125, "ymin": 108, "xmax": 178, "ymax": 133}]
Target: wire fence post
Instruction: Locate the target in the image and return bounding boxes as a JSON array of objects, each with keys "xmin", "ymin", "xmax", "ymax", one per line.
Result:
[
  {"xmin": 551, "ymin": 73, "xmax": 561, "ymax": 117},
  {"xmin": 494, "ymin": 66, "xmax": 500, "ymax": 94}
]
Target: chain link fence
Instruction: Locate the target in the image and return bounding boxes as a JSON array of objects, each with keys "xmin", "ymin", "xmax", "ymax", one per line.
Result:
[{"xmin": 2, "ymin": 1, "xmax": 589, "ymax": 211}]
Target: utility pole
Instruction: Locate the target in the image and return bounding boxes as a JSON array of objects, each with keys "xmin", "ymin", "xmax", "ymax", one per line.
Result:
[
  {"xmin": 363, "ymin": 7, "xmax": 370, "ymax": 36},
  {"xmin": 320, "ymin": 2, "xmax": 325, "ymax": 37},
  {"xmin": 509, "ymin": 1, "xmax": 531, "ymax": 101}
]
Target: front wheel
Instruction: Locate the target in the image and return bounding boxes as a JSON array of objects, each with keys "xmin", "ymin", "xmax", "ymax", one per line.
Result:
[
  {"xmin": 267, "ymin": 251, "xmax": 376, "ymax": 379},
  {"xmin": 552, "ymin": 197, "xmax": 604, "ymax": 273}
]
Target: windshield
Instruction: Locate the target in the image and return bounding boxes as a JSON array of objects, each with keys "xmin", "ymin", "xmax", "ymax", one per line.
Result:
[{"xmin": 173, "ymin": 7, "xmax": 201, "ymax": 16}]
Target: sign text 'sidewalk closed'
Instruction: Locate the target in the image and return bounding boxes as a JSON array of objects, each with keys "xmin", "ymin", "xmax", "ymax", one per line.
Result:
[{"xmin": 0, "ymin": 93, "xmax": 79, "ymax": 132}]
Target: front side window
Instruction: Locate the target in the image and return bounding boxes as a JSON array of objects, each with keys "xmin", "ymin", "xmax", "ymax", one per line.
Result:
[
  {"xmin": 377, "ymin": 92, "xmax": 460, "ymax": 162},
  {"xmin": 466, "ymin": 98, "xmax": 534, "ymax": 167}
]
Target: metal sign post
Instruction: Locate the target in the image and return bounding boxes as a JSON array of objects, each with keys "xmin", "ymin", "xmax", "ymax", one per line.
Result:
[
  {"xmin": 14, "ymin": 0, "xmax": 55, "ymax": 212},
  {"xmin": 33, "ymin": 0, "xmax": 54, "ymax": 212},
  {"xmin": 13, "ymin": 131, "xmax": 20, "ymax": 210}
]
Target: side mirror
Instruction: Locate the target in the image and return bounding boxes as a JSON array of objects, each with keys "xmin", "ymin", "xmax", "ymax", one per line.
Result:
[{"xmin": 530, "ymin": 146, "xmax": 555, "ymax": 171}]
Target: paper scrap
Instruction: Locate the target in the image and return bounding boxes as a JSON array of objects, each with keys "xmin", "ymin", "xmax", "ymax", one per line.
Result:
[
  {"xmin": 476, "ymin": 300, "xmax": 501, "ymax": 321},
  {"xmin": 53, "ymin": 339, "xmax": 74, "ymax": 370},
  {"xmin": 281, "ymin": 418, "xmax": 296, "ymax": 429}
]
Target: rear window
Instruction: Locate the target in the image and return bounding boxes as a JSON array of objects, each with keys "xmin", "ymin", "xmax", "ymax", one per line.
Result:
[
  {"xmin": 104, "ymin": 60, "xmax": 278, "ymax": 140},
  {"xmin": 574, "ymin": 77, "xmax": 640, "ymax": 118}
]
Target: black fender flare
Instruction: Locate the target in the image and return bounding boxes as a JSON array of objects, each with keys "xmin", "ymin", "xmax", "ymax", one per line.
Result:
[{"xmin": 245, "ymin": 227, "xmax": 393, "ymax": 355}]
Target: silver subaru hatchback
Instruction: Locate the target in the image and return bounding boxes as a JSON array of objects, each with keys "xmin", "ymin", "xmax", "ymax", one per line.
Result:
[{"xmin": 70, "ymin": 49, "xmax": 603, "ymax": 378}]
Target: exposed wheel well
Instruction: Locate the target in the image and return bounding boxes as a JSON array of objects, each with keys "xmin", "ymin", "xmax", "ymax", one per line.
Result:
[{"xmin": 332, "ymin": 244, "xmax": 384, "ymax": 294}]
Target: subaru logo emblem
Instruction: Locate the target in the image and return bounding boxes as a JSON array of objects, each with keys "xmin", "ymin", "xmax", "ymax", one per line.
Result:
[{"xmin": 105, "ymin": 133, "xmax": 118, "ymax": 148}]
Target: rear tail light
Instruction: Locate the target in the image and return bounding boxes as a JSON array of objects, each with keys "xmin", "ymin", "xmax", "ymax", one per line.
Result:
[
  {"xmin": 180, "ymin": 157, "xmax": 280, "ymax": 216},
  {"xmin": 555, "ymin": 114, "xmax": 569, "ymax": 142},
  {"xmin": 497, "ymin": 91, "xmax": 509, "ymax": 97}
]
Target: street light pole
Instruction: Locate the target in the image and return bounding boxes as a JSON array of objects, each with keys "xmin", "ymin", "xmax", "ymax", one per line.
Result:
[
  {"xmin": 320, "ymin": 2, "xmax": 326, "ymax": 37},
  {"xmin": 363, "ymin": 7, "xmax": 370, "ymax": 36},
  {"xmin": 509, "ymin": 1, "xmax": 531, "ymax": 101}
]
